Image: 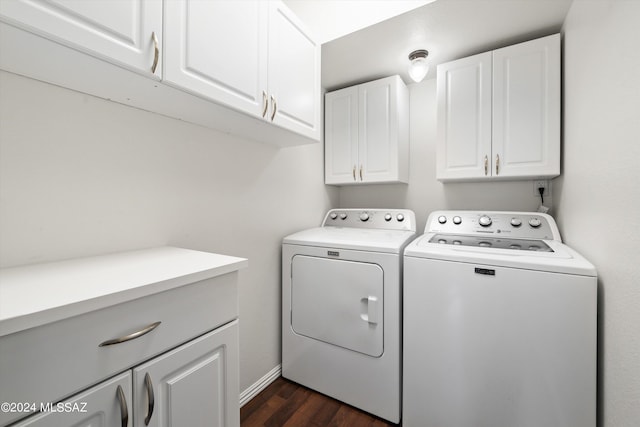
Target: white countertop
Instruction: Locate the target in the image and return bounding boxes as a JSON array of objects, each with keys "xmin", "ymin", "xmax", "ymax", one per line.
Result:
[{"xmin": 0, "ymin": 246, "xmax": 248, "ymax": 337}]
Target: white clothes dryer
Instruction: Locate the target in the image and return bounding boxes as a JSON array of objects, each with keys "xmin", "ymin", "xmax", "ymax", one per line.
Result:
[
  {"xmin": 403, "ymin": 210, "xmax": 597, "ymax": 427},
  {"xmin": 282, "ymin": 208, "xmax": 416, "ymax": 423}
]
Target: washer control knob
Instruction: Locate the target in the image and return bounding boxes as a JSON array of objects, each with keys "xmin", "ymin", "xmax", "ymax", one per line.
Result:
[
  {"xmin": 438, "ymin": 215, "xmax": 447, "ymax": 224},
  {"xmin": 329, "ymin": 212, "xmax": 338, "ymax": 220},
  {"xmin": 339, "ymin": 213, "xmax": 348, "ymax": 220},
  {"xmin": 510, "ymin": 218, "xmax": 522, "ymax": 227},
  {"xmin": 478, "ymin": 215, "xmax": 492, "ymax": 227},
  {"xmin": 453, "ymin": 216, "xmax": 462, "ymax": 225},
  {"xmin": 359, "ymin": 213, "xmax": 370, "ymax": 222},
  {"xmin": 397, "ymin": 214, "xmax": 405, "ymax": 222},
  {"xmin": 529, "ymin": 218, "xmax": 542, "ymax": 228},
  {"xmin": 384, "ymin": 214, "xmax": 393, "ymax": 222}
]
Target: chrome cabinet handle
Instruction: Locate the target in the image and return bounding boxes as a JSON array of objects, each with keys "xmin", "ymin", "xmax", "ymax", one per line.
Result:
[
  {"xmin": 359, "ymin": 165, "xmax": 363, "ymax": 181},
  {"xmin": 262, "ymin": 91, "xmax": 268, "ymax": 118},
  {"xmin": 144, "ymin": 373, "xmax": 155, "ymax": 426},
  {"xmin": 116, "ymin": 385, "xmax": 128, "ymax": 427},
  {"xmin": 270, "ymin": 95, "xmax": 277, "ymax": 121},
  {"xmin": 99, "ymin": 321, "xmax": 161, "ymax": 347},
  {"xmin": 151, "ymin": 32, "xmax": 159, "ymax": 74},
  {"xmin": 496, "ymin": 154, "xmax": 500, "ymax": 175},
  {"xmin": 352, "ymin": 165, "xmax": 356, "ymax": 181},
  {"xmin": 484, "ymin": 155, "xmax": 488, "ymax": 176}
]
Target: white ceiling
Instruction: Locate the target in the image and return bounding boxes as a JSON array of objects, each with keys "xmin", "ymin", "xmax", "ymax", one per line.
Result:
[
  {"xmin": 286, "ymin": 0, "xmax": 574, "ymax": 91},
  {"xmin": 284, "ymin": 0, "xmax": 433, "ymax": 44}
]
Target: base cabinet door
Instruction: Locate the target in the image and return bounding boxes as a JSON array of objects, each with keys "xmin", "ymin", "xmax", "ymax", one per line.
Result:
[
  {"xmin": 13, "ymin": 372, "xmax": 132, "ymax": 427},
  {"xmin": 133, "ymin": 321, "xmax": 240, "ymax": 427},
  {"xmin": 11, "ymin": 321, "xmax": 239, "ymax": 427}
]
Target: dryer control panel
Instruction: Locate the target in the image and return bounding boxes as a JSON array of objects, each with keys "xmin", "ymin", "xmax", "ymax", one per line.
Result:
[
  {"xmin": 425, "ymin": 210, "xmax": 561, "ymax": 242},
  {"xmin": 323, "ymin": 209, "xmax": 416, "ymax": 232}
]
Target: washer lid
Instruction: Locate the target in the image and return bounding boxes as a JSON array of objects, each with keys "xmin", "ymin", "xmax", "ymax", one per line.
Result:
[
  {"xmin": 404, "ymin": 234, "xmax": 596, "ymax": 276},
  {"xmin": 283, "ymin": 227, "xmax": 416, "ymax": 254}
]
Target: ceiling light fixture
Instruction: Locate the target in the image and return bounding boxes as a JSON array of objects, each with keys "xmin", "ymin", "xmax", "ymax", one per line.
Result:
[{"xmin": 408, "ymin": 49, "xmax": 429, "ymax": 83}]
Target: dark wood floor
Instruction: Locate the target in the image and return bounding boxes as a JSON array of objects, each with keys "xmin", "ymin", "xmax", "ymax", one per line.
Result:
[{"xmin": 241, "ymin": 377, "xmax": 399, "ymax": 427}]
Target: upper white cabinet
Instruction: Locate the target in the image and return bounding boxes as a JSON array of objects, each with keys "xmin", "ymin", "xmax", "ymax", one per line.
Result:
[
  {"xmin": 0, "ymin": 0, "xmax": 320, "ymax": 146},
  {"xmin": 325, "ymin": 75, "xmax": 409, "ymax": 185},
  {"xmin": 163, "ymin": 0, "xmax": 267, "ymax": 118},
  {"xmin": 267, "ymin": 1, "xmax": 321, "ymax": 141},
  {"xmin": 0, "ymin": 0, "xmax": 162, "ymax": 78},
  {"xmin": 436, "ymin": 33, "xmax": 560, "ymax": 181},
  {"xmin": 162, "ymin": 0, "xmax": 321, "ymax": 141}
]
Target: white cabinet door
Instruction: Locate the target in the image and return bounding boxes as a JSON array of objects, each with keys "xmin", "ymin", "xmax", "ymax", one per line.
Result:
[
  {"xmin": 267, "ymin": 0, "xmax": 321, "ymax": 141},
  {"xmin": 324, "ymin": 75, "xmax": 409, "ymax": 185},
  {"xmin": 436, "ymin": 52, "xmax": 492, "ymax": 180},
  {"xmin": 162, "ymin": 0, "xmax": 319, "ymax": 141},
  {"xmin": 492, "ymin": 33, "xmax": 560, "ymax": 178},
  {"xmin": 325, "ymin": 86, "xmax": 359, "ymax": 184},
  {"xmin": 0, "ymin": 0, "xmax": 162, "ymax": 78},
  {"xmin": 163, "ymin": 0, "xmax": 268, "ymax": 118},
  {"xmin": 13, "ymin": 372, "xmax": 132, "ymax": 427},
  {"xmin": 133, "ymin": 320, "xmax": 240, "ymax": 427},
  {"xmin": 359, "ymin": 76, "xmax": 408, "ymax": 183}
]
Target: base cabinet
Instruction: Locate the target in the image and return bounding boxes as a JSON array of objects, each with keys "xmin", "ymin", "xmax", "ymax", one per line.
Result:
[
  {"xmin": 0, "ymin": 247, "xmax": 246, "ymax": 427},
  {"xmin": 12, "ymin": 321, "xmax": 239, "ymax": 427}
]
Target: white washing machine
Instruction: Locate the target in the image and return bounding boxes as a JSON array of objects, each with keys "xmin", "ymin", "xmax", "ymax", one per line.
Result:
[
  {"xmin": 403, "ymin": 210, "xmax": 597, "ymax": 427},
  {"xmin": 282, "ymin": 208, "xmax": 416, "ymax": 423}
]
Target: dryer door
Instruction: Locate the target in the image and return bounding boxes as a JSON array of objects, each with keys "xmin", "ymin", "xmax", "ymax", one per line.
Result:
[{"xmin": 290, "ymin": 255, "xmax": 383, "ymax": 357}]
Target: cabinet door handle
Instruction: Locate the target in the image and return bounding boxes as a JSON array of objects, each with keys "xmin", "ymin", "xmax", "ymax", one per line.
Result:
[
  {"xmin": 262, "ymin": 91, "xmax": 268, "ymax": 118},
  {"xmin": 116, "ymin": 385, "xmax": 128, "ymax": 427},
  {"xmin": 151, "ymin": 32, "xmax": 159, "ymax": 74},
  {"xmin": 352, "ymin": 165, "xmax": 356, "ymax": 181},
  {"xmin": 144, "ymin": 372, "xmax": 155, "ymax": 426},
  {"xmin": 98, "ymin": 321, "xmax": 161, "ymax": 347},
  {"xmin": 359, "ymin": 165, "xmax": 363, "ymax": 181},
  {"xmin": 496, "ymin": 154, "xmax": 500, "ymax": 175},
  {"xmin": 270, "ymin": 96, "xmax": 277, "ymax": 121},
  {"xmin": 484, "ymin": 155, "xmax": 488, "ymax": 176}
]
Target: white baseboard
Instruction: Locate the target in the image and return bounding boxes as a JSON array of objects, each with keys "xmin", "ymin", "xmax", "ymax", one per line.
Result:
[{"xmin": 239, "ymin": 364, "xmax": 281, "ymax": 407}]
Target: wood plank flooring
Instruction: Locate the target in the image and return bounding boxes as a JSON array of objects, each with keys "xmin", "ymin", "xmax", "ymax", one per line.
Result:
[{"xmin": 241, "ymin": 377, "xmax": 399, "ymax": 427}]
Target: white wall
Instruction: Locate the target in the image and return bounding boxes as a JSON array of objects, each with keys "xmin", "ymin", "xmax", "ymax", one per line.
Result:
[
  {"xmin": 338, "ymin": 78, "xmax": 551, "ymax": 232},
  {"xmin": 559, "ymin": 1, "xmax": 640, "ymax": 426},
  {"xmin": 0, "ymin": 71, "xmax": 338, "ymax": 392}
]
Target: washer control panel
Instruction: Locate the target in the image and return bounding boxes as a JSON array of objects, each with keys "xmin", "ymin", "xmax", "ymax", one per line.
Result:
[
  {"xmin": 323, "ymin": 209, "xmax": 416, "ymax": 232},
  {"xmin": 426, "ymin": 210, "xmax": 560, "ymax": 241}
]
